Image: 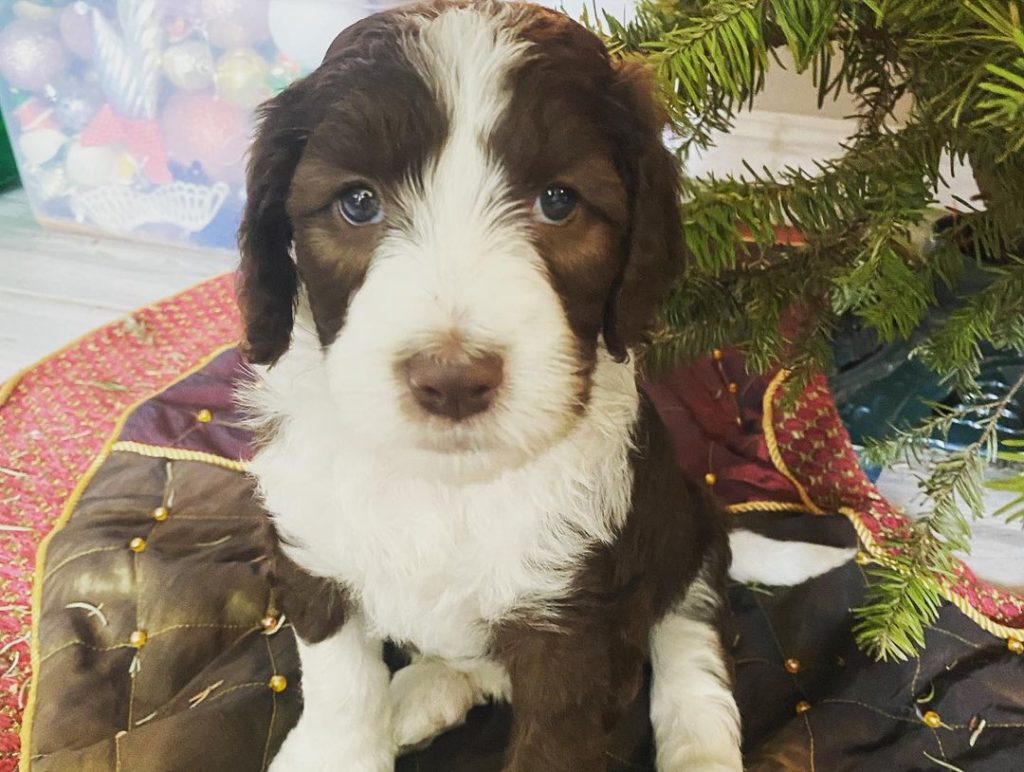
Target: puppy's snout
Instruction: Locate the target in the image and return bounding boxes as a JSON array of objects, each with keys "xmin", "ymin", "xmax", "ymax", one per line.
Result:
[{"xmin": 403, "ymin": 351, "xmax": 504, "ymax": 421}]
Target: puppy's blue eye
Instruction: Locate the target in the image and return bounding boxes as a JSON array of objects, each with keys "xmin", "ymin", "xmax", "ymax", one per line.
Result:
[
  {"xmin": 337, "ymin": 185, "xmax": 383, "ymax": 225},
  {"xmin": 535, "ymin": 185, "xmax": 579, "ymax": 224}
]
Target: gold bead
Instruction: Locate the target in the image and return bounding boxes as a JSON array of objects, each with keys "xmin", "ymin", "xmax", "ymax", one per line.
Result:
[
  {"xmin": 129, "ymin": 537, "xmax": 147, "ymax": 553},
  {"xmin": 712, "ymin": 348, "xmax": 724, "ymax": 360},
  {"xmin": 129, "ymin": 629, "xmax": 148, "ymax": 648},
  {"xmin": 196, "ymin": 408, "xmax": 213, "ymax": 423},
  {"xmin": 260, "ymin": 615, "xmax": 278, "ymax": 631},
  {"xmin": 704, "ymin": 472, "xmax": 717, "ymax": 486},
  {"xmin": 268, "ymin": 674, "xmax": 288, "ymax": 693},
  {"xmin": 727, "ymin": 382, "xmax": 738, "ymax": 394},
  {"xmin": 855, "ymin": 550, "xmax": 871, "ymax": 565},
  {"xmin": 784, "ymin": 658, "xmax": 801, "ymax": 674},
  {"xmin": 152, "ymin": 506, "xmax": 170, "ymax": 522},
  {"xmin": 922, "ymin": 710, "xmax": 941, "ymax": 728},
  {"xmin": 795, "ymin": 700, "xmax": 811, "ymax": 714},
  {"xmin": 1008, "ymin": 638, "xmax": 1024, "ymax": 654}
]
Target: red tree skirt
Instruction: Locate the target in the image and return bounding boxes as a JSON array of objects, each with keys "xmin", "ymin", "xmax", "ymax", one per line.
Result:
[{"xmin": 0, "ymin": 274, "xmax": 240, "ymax": 770}]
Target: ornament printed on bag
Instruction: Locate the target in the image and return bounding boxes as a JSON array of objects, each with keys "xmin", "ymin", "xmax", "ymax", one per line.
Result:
[
  {"xmin": 0, "ymin": 18, "xmax": 69, "ymax": 93},
  {"xmin": 45, "ymin": 74, "xmax": 105, "ymax": 134},
  {"xmin": 0, "ymin": 0, "xmax": 376, "ymax": 248},
  {"xmin": 215, "ymin": 47, "xmax": 269, "ymax": 108},
  {"xmin": 162, "ymin": 39, "xmax": 215, "ymax": 91},
  {"xmin": 59, "ymin": 2, "xmax": 94, "ymax": 59},
  {"xmin": 91, "ymin": 0, "xmax": 163, "ymax": 120}
]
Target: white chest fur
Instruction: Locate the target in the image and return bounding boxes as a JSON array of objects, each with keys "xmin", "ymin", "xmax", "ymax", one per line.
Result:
[{"xmin": 244, "ymin": 339, "xmax": 639, "ymax": 659}]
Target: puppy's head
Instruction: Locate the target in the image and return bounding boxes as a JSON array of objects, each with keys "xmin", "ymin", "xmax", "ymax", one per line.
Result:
[{"xmin": 239, "ymin": 1, "xmax": 682, "ymax": 470}]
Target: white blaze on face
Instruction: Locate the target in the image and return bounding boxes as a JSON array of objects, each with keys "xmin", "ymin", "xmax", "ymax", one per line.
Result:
[{"xmin": 320, "ymin": 7, "xmax": 584, "ymax": 469}]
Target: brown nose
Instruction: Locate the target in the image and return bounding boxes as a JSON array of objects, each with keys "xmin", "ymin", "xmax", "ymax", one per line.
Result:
[{"xmin": 403, "ymin": 351, "xmax": 503, "ymax": 420}]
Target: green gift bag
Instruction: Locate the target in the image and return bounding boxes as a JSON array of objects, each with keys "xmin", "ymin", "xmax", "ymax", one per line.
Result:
[{"xmin": 0, "ymin": 115, "xmax": 18, "ymax": 190}]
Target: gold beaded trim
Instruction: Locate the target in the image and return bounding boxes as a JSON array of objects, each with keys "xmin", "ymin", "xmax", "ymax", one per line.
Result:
[
  {"xmin": 111, "ymin": 441, "xmax": 248, "ymax": 473},
  {"xmin": 727, "ymin": 500, "xmax": 816, "ymax": 515},
  {"xmin": 760, "ymin": 369, "xmax": 826, "ymax": 515}
]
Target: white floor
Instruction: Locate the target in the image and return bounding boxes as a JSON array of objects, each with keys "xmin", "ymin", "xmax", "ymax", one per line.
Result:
[{"xmin": 0, "ymin": 188, "xmax": 235, "ymax": 381}]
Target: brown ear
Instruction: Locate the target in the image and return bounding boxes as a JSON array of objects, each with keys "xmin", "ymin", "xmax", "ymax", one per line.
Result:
[
  {"xmin": 603, "ymin": 60, "xmax": 685, "ymax": 360},
  {"xmin": 237, "ymin": 82, "xmax": 312, "ymax": 365}
]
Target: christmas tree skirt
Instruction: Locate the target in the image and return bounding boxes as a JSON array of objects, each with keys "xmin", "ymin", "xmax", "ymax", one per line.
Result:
[{"xmin": 4, "ymin": 275, "xmax": 1023, "ymax": 771}]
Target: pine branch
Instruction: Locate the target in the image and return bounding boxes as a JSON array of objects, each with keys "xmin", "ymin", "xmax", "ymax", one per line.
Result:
[
  {"xmin": 854, "ymin": 369, "xmax": 1024, "ymax": 659},
  {"xmin": 988, "ymin": 439, "xmax": 1024, "ymax": 523},
  {"xmin": 609, "ymin": 0, "xmax": 1024, "ymax": 660},
  {"xmin": 602, "ymin": 0, "xmax": 771, "ymax": 148},
  {"xmin": 853, "ymin": 546, "xmax": 946, "ymax": 662},
  {"xmin": 914, "ymin": 260, "xmax": 1024, "ymax": 392},
  {"xmin": 864, "ymin": 364, "xmax": 1024, "ymax": 540},
  {"xmin": 962, "ymin": 0, "xmax": 1024, "ymax": 155}
]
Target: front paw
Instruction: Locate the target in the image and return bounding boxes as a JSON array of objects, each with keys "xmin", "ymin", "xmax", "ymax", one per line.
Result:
[
  {"xmin": 657, "ymin": 749, "xmax": 743, "ymax": 772},
  {"xmin": 390, "ymin": 659, "xmax": 482, "ymax": 750},
  {"xmin": 270, "ymin": 719, "xmax": 395, "ymax": 772}
]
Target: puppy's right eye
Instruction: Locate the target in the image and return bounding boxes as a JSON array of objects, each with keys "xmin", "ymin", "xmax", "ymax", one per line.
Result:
[
  {"xmin": 337, "ymin": 185, "xmax": 384, "ymax": 226},
  {"xmin": 534, "ymin": 184, "xmax": 579, "ymax": 224}
]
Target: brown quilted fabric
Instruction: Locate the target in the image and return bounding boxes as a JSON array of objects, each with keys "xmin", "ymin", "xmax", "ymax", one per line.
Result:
[{"xmin": 32, "ymin": 454, "xmax": 297, "ymax": 771}]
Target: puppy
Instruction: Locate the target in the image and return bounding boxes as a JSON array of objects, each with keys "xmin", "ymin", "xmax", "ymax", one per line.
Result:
[{"xmin": 238, "ymin": 2, "xmax": 742, "ymax": 769}]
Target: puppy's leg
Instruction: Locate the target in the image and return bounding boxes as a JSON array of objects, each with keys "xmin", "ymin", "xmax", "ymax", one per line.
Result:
[
  {"xmin": 650, "ymin": 571, "xmax": 742, "ymax": 772},
  {"xmin": 494, "ymin": 622, "xmax": 642, "ymax": 772},
  {"xmin": 390, "ymin": 656, "xmax": 509, "ymax": 750},
  {"xmin": 271, "ymin": 614, "xmax": 394, "ymax": 772}
]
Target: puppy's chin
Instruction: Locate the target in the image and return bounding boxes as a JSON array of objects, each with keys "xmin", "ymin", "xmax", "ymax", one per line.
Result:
[
  {"xmin": 397, "ymin": 447, "xmax": 536, "ymax": 485},
  {"xmin": 396, "ymin": 413, "xmax": 581, "ymax": 484}
]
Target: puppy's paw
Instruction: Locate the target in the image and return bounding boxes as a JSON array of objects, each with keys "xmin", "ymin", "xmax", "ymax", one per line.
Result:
[
  {"xmin": 390, "ymin": 659, "xmax": 481, "ymax": 750},
  {"xmin": 270, "ymin": 721, "xmax": 394, "ymax": 772},
  {"xmin": 656, "ymin": 749, "xmax": 743, "ymax": 772}
]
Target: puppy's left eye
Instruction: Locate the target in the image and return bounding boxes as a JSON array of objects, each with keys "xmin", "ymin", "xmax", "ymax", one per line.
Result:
[
  {"xmin": 337, "ymin": 185, "xmax": 384, "ymax": 226},
  {"xmin": 534, "ymin": 185, "xmax": 579, "ymax": 224}
]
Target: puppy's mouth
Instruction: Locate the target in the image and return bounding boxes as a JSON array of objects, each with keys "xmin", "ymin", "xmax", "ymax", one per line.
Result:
[
  {"xmin": 409, "ymin": 417, "xmax": 503, "ymax": 455},
  {"xmin": 407, "ymin": 403, "xmax": 584, "ymax": 472}
]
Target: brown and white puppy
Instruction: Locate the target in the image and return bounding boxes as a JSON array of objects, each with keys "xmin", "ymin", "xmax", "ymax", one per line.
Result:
[{"xmin": 238, "ymin": 2, "xmax": 742, "ymax": 770}]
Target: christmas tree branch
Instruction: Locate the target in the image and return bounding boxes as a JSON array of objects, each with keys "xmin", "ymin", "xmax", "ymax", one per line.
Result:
[
  {"xmin": 853, "ymin": 541, "xmax": 947, "ymax": 662},
  {"xmin": 602, "ymin": 0, "xmax": 771, "ymax": 148},
  {"xmin": 606, "ymin": 0, "xmax": 1024, "ymax": 655},
  {"xmin": 855, "ymin": 368, "xmax": 1024, "ymax": 660},
  {"xmin": 988, "ymin": 439, "xmax": 1024, "ymax": 523},
  {"xmin": 611, "ymin": 0, "xmax": 1024, "ymax": 659},
  {"xmin": 915, "ymin": 260, "xmax": 1024, "ymax": 391}
]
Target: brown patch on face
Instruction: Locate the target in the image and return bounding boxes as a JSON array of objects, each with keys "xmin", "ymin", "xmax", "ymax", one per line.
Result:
[
  {"xmin": 238, "ymin": 7, "xmax": 448, "ymax": 362},
  {"xmin": 490, "ymin": 4, "xmax": 683, "ymax": 383},
  {"xmin": 286, "ymin": 25, "xmax": 448, "ymax": 349},
  {"xmin": 492, "ymin": 11, "xmax": 627, "ymax": 357},
  {"xmin": 526, "ymin": 176, "xmax": 626, "ymax": 413},
  {"xmin": 286, "ymin": 166, "xmax": 386, "ymax": 347},
  {"xmin": 527, "ymin": 158, "xmax": 629, "ymax": 354}
]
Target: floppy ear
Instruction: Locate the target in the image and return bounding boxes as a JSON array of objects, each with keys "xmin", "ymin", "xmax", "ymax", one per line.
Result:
[
  {"xmin": 237, "ymin": 82, "xmax": 312, "ymax": 365},
  {"xmin": 603, "ymin": 60, "xmax": 685, "ymax": 361}
]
